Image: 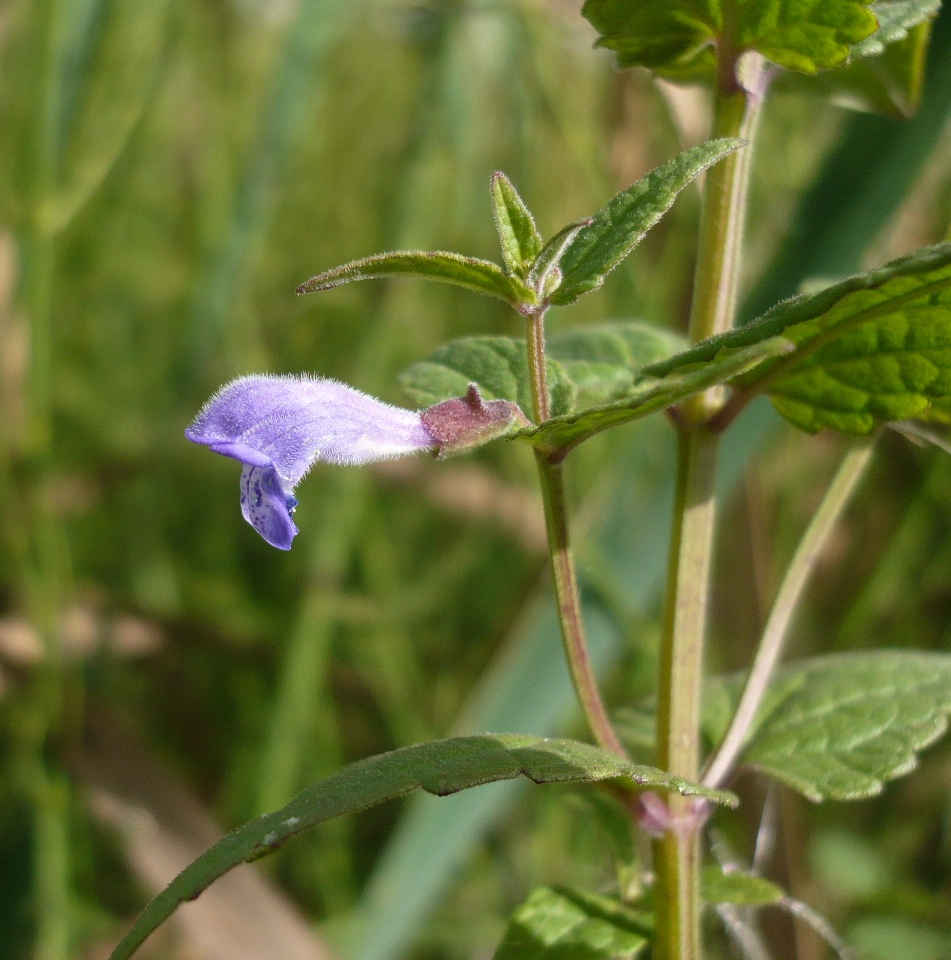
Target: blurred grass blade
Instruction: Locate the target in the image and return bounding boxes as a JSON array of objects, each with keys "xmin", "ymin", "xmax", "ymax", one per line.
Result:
[
  {"xmin": 49, "ymin": 0, "xmax": 172, "ymax": 233},
  {"xmin": 187, "ymin": 0, "xmax": 349, "ymax": 369}
]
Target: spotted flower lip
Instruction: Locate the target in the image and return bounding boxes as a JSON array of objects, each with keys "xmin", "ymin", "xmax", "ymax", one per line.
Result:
[{"xmin": 186, "ymin": 374, "xmax": 437, "ymax": 550}]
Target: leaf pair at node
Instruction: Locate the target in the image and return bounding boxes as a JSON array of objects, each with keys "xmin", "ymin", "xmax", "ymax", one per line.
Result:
[
  {"xmin": 297, "ymin": 139, "xmax": 745, "ymax": 313},
  {"xmin": 402, "ymin": 241, "xmax": 951, "ymax": 454},
  {"xmin": 581, "ymin": 0, "xmax": 939, "ymax": 84}
]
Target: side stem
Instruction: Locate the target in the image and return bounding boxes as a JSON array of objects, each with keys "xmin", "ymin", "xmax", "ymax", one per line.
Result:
[
  {"xmin": 535, "ymin": 456, "xmax": 627, "ymax": 756},
  {"xmin": 702, "ymin": 438, "xmax": 875, "ymax": 789},
  {"xmin": 652, "ymin": 55, "xmax": 767, "ymax": 960},
  {"xmin": 526, "ymin": 307, "xmax": 626, "ymax": 757}
]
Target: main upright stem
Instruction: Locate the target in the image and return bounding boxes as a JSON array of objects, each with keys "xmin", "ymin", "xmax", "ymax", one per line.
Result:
[{"xmin": 652, "ymin": 56, "xmax": 765, "ymax": 960}]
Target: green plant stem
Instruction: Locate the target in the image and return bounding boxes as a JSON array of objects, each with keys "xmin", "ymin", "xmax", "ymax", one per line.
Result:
[
  {"xmin": 526, "ymin": 309, "xmax": 551, "ymax": 423},
  {"xmin": 687, "ymin": 58, "xmax": 764, "ymax": 348},
  {"xmin": 535, "ymin": 457, "xmax": 627, "ymax": 756},
  {"xmin": 702, "ymin": 437, "xmax": 875, "ymax": 789},
  {"xmin": 653, "ymin": 58, "xmax": 766, "ymax": 960},
  {"xmin": 526, "ymin": 307, "xmax": 626, "ymax": 756}
]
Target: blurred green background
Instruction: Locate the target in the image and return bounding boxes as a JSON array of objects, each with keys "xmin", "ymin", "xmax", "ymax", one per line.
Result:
[{"xmin": 1, "ymin": 1, "xmax": 950, "ymax": 958}]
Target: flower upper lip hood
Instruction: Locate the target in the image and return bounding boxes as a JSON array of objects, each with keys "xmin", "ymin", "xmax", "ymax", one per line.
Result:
[{"xmin": 186, "ymin": 374, "xmax": 437, "ymax": 549}]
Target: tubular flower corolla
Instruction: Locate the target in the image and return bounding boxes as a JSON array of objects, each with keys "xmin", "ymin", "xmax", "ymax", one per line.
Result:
[{"xmin": 186, "ymin": 374, "xmax": 437, "ymax": 549}]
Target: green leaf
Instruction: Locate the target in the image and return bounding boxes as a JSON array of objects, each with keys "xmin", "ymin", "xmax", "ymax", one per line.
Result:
[
  {"xmin": 493, "ymin": 887, "xmax": 652, "ymax": 960},
  {"xmin": 736, "ymin": 652, "xmax": 951, "ymax": 801},
  {"xmin": 740, "ymin": 0, "xmax": 878, "ymax": 73},
  {"xmin": 581, "ymin": 0, "xmax": 878, "ymax": 80},
  {"xmin": 783, "ymin": 18, "xmax": 935, "ymax": 118},
  {"xmin": 649, "ymin": 243, "xmax": 951, "ymax": 434},
  {"xmin": 400, "ymin": 336, "xmax": 577, "ymax": 420},
  {"xmin": 551, "ymin": 139, "xmax": 744, "ymax": 305},
  {"xmin": 109, "ymin": 736, "xmax": 734, "ymax": 960},
  {"xmin": 851, "ymin": 0, "xmax": 941, "ymax": 57},
  {"xmin": 520, "ymin": 337, "xmax": 792, "ymax": 456},
  {"xmin": 701, "ymin": 868, "xmax": 785, "ymax": 907},
  {"xmin": 491, "ymin": 172, "xmax": 543, "ymax": 280},
  {"xmin": 530, "ymin": 219, "xmax": 592, "ymax": 298},
  {"xmin": 547, "ymin": 322, "xmax": 687, "ymax": 404},
  {"xmin": 761, "ymin": 244, "xmax": 951, "ymax": 433},
  {"xmin": 296, "ymin": 251, "xmax": 535, "ymax": 308}
]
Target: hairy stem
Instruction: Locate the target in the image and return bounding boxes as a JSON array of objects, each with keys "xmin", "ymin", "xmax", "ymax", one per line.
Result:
[
  {"xmin": 526, "ymin": 308, "xmax": 551, "ymax": 423},
  {"xmin": 526, "ymin": 307, "xmax": 626, "ymax": 756},
  {"xmin": 653, "ymin": 56, "xmax": 766, "ymax": 960},
  {"xmin": 535, "ymin": 457, "xmax": 627, "ymax": 756},
  {"xmin": 653, "ymin": 425, "xmax": 717, "ymax": 960},
  {"xmin": 703, "ymin": 438, "xmax": 875, "ymax": 789}
]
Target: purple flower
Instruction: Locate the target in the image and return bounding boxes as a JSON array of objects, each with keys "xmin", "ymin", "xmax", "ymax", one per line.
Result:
[{"xmin": 186, "ymin": 374, "xmax": 437, "ymax": 549}]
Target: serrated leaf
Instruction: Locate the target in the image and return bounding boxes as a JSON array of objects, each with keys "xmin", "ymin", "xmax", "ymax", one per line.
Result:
[
  {"xmin": 491, "ymin": 172, "xmax": 543, "ymax": 280},
  {"xmin": 399, "ymin": 336, "xmax": 576, "ymax": 420},
  {"xmin": 520, "ymin": 337, "xmax": 791, "ymax": 456},
  {"xmin": 740, "ymin": 0, "xmax": 879, "ymax": 73},
  {"xmin": 547, "ymin": 323, "xmax": 687, "ymax": 404},
  {"xmin": 582, "ymin": 0, "xmax": 878, "ymax": 80},
  {"xmin": 761, "ymin": 244, "xmax": 951, "ymax": 433},
  {"xmin": 648, "ymin": 243, "xmax": 951, "ymax": 434},
  {"xmin": 551, "ymin": 140, "xmax": 744, "ymax": 305},
  {"xmin": 109, "ymin": 736, "xmax": 733, "ymax": 960},
  {"xmin": 852, "ymin": 0, "xmax": 940, "ymax": 57},
  {"xmin": 736, "ymin": 652, "xmax": 951, "ymax": 802},
  {"xmin": 701, "ymin": 868, "xmax": 785, "ymax": 907},
  {"xmin": 784, "ymin": 19, "xmax": 933, "ymax": 118},
  {"xmin": 493, "ymin": 887, "xmax": 652, "ymax": 960},
  {"xmin": 580, "ymin": 0, "xmax": 719, "ymax": 82},
  {"xmin": 296, "ymin": 251, "xmax": 535, "ymax": 308}
]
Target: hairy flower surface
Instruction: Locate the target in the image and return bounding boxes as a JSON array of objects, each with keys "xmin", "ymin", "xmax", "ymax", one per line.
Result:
[{"xmin": 186, "ymin": 374, "xmax": 436, "ymax": 549}]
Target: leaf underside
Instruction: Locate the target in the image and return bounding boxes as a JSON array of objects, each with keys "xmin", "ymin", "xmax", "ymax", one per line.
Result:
[
  {"xmin": 701, "ymin": 867, "xmax": 785, "ymax": 907},
  {"xmin": 493, "ymin": 886, "xmax": 652, "ymax": 960},
  {"xmin": 581, "ymin": 0, "xmax": 879, "ymax": 80},
  {"xmin": 400, "ymin": 321, "xmax": 688, "ymax": 435},
  {"xmin": 109, "ymin": 735, "xmax": 734, "ymax": 960},
  {"xmin": 296, "ymin": 250, "xmax": 534, "ymax": 307},
  {"xmin": 399, "ymin": 336, "xmax": 577, "ymax": 420},
  {"xmin": 551, "ymin": 139, "xmax": 744, "ymax": 305},
  {"xmin": 849, "ymin": 0, "xmax": 941, "ymax": 58},
  {"xmin": 545, "ymin": 322, "xmax": 687, "ymax": 403},
  {"xmin": 732, "ymin": 651, "xmax": 951, "ymax": 802}
]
